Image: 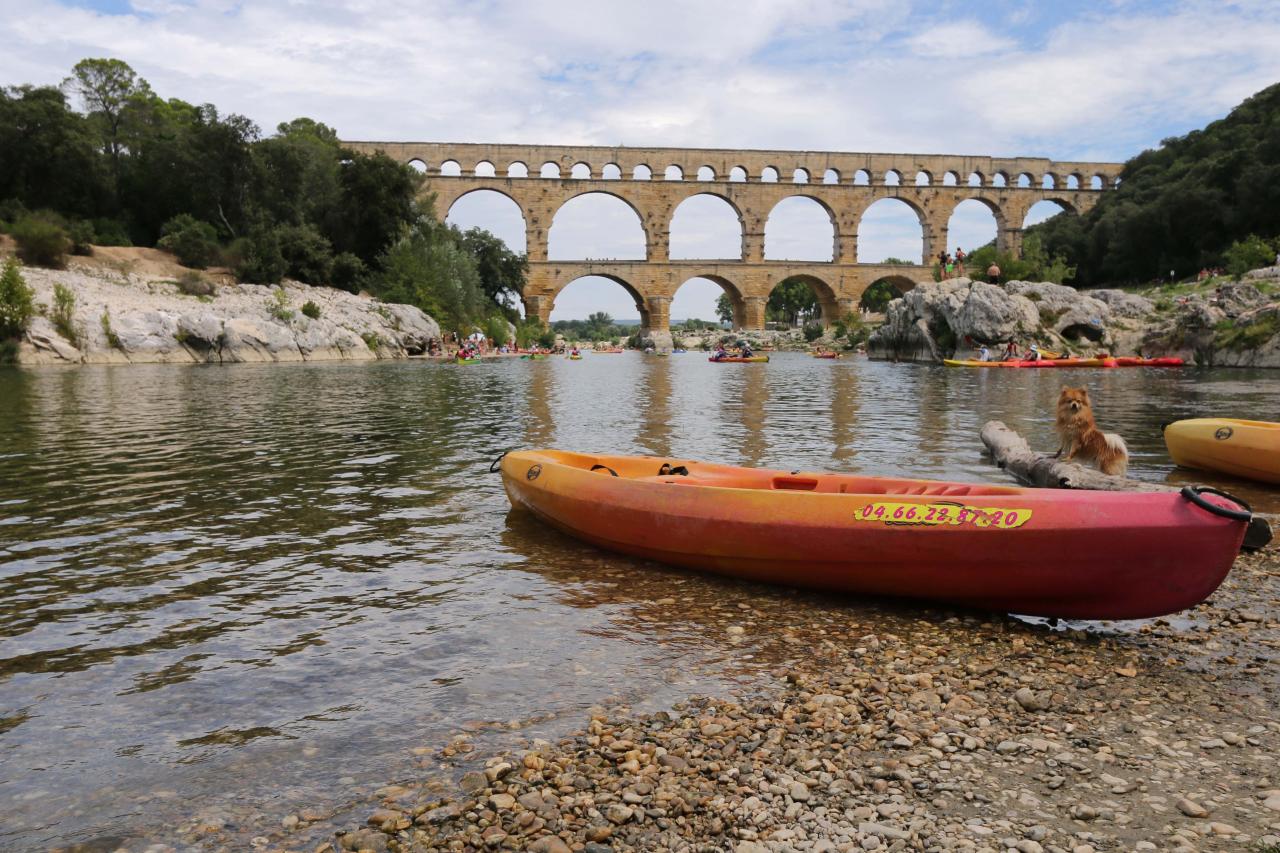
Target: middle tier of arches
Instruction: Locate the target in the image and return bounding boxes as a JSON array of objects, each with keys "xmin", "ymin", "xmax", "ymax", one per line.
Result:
[{"xmin": 433, "ymin": 176, "xmax": 1090, "ymax": 266}]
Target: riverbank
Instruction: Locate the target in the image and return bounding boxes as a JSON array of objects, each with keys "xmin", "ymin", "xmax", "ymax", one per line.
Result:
[
  {"xmin": 2, "ymin": 243, "xmax": 441, "ymax": 365},
  {"xmin": 868, "ymin": 268, "xmax": 1280, "ymax": 367},
  {"xmin": 202, "ymin": 547, "xmax": 1279, "ymax": 853}
]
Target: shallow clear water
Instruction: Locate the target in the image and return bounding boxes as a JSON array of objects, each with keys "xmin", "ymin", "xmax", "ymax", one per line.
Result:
[{"xmin": 0, "ymin": 355, "xmax": 1276, "ymax": 848}]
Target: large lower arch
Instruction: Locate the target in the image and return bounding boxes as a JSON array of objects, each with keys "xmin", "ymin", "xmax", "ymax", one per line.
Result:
[
  {"xmin": 669, "ymin": 194, "xmax": 745, "ymax": 260},
  {"xmin": 857, "ymin": 198, "xmax": 925, "ymax": 264},
  {"xmin": 548, "ymin": 192, "xmax": 648, "ymax": 260},
  {"xmin": 444, "ymin": 189, "xmax": 528, "ymax": 254},
  {"xmin": 763, "ymin": 273, "xmax": 839, "ymax": 328},
  {"xmin": 859, "ymin": 275, "xmax": 915, "ymax": 313},
  {"xmin": 545, "ymin": 275, "xmax": 648, "ymax": 330},
  {"xmin": 763, "ymin": 196, "xmax": 837, "ymax": 262},
  {"xmin": 671, "ymin": 274, "xmax": 746, "ymax": 330}
]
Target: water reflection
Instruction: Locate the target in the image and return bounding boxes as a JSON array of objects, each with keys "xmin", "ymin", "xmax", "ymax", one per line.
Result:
[{"xmin": 0, "ymin": 356, "xmax": 1277, "ymax": 849}]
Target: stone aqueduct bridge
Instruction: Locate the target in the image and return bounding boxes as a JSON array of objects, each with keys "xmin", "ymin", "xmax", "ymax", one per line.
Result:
[{"xmin": 344, "ymin": 141, "xmax": 1123, "ymax": 333}]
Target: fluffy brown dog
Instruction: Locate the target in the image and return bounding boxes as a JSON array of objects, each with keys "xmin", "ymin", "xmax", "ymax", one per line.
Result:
[{"xmin": 1055, "ymin": 387, "xmax": 1129, "ymax": 476}]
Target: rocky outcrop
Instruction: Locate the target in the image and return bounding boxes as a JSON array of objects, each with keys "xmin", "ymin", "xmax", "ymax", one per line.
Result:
[
  {"xmin": 869, "ymin": 272, "xmax": 1280, "ymax": 367},
  {"xmin": 868, "ymin": 278, "xmax": 1042, "ymax": 361},
  {"xmin": 15, "ymin": 265, "xmax": 440, "ymax": 366}
]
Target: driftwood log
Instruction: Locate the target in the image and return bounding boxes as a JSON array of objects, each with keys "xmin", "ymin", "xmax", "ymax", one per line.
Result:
[{"xmin": 980, "ymin": 420, "xmax": 1272, "ymax": 551}]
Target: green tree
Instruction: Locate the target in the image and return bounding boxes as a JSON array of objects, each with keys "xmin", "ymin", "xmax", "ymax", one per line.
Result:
[
  {"xmin": 1223, "ymin": 234, "xmax": 1277, "ymax": 276},
  {"xmin": 766, "ymin": 278, "xmax": 819, "ymax": 326},
  {"xmin": 859, "ymin": 280, "xmax": 901, "ymax": 312},
  {"xmin": 373, "ymin": 218, "xmax": 487, "ymax": 333},
  {"xmin": 329, "ymin": 151, "xmax": 421, "ymax": 265},
  {"xmin": 0, "ymin": 257, "xmax": 35, "ymax": 338},
  {"xmin": 276, "ymin": 223, "xmax": 334, "ymax": 284},
  {"xmin": 10, "ymin": 213, "xmax": 71, "ymax": 268},
  {"xmin": 459, "ymin": 227, "xmax": 527, "ymax": 310},
  {"xmin": 64, "ymin": 58, "xmax": 152, "ymax": 183},
  {"xmin": 0, "ymin": 86, "xmax": 108, "ymax": 218},
  {"xmin": 715, "ymin": 293, "xmax": 734, "ymax": 325}
]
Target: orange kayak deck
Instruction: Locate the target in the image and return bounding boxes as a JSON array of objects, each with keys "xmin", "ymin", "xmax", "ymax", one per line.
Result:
[{"xmin": 499, "ymin": 450, "xmax": 1249, "ymax": 620}]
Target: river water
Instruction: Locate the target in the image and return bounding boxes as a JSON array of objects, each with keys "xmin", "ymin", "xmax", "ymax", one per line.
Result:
[{"xmin": 1, "ymin": 355, "xmax": 1276, "ymax": 849}]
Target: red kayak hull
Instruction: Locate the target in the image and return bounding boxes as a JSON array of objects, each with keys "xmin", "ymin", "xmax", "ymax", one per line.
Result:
[{"xmin": 501, "ymin": 451, "xmax": 1247, "ymax": 620}]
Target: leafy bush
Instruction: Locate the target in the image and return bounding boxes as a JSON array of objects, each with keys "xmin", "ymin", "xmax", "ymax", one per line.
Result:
[
  {"xmin": 537, "ymin": 328, "xmax": 557, "ymax": 349},
  {"xmin": 91, "ymin": 218, "xmax": 132, "ymax": 247},
  {"xmin": 68, "ymin": 220, "xmax": 95, "ymax": 255},
  {"xmin": 0, "ymin": 257, "xmax": 36, "ymax": 338},
  {"xmin": 100, "ymin": 310, "xmax": 122, "ymax": 349},
  {"xmin": 233, "ymin": 228, "xmax": 287, "ymax": 284},
  {"xmin": 301, "ymin": 300, "xmax": 321, "ymax": 319},
  {"xmin": 51, "ymin": 282, "xmax": 78, "ymax": 346},
  {"xmin": 1223, "ymin": 235, "xmax": 1276, "ymax": 277},
  {"xmin": 10, "ymin": 214, "xmax": 71, "ymax": 268},
  {"xmin": 802, "ymin": 322, "xmax": 824, "ymax": 342},
  {"xmin": 484, "ymin": 315, "xmax": 509, "ymax": 346},
  {"xmin": 268, "ymin": 287, "xmax": 293, "ymax": 322},
  {"xmin": 361, "ymin": 331, "xmax": 381, "ymax": 350},
  {"xmin": 277, "ymin": 223, "xmax": 334, "ymax": 284},
  {"xmin": 1215, "ymin": 315, "xmax": 1280, "ymax": 350},
  {"xmin": 177, "ymin": 270, "xmax": 216, "ymax": 297},
  {"xmin": 515, "ymin": 319, "xmax": 543, "ymax": 349},
  {"xmin": 157, "ymin": 214, "xmax": 220, "ymax": 269},
  {"xmin": 330, "ymin": 252, "xmax": 367, "ymax": 293}
]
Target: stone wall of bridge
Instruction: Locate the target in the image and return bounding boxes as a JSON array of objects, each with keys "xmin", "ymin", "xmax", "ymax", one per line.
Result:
[{"xmin": 344, "ymin": 141, "xmax": 1121, "ymax": 335}]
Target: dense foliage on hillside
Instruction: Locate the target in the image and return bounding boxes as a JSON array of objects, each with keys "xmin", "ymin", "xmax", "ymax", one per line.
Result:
[
  {"xmin": 1032, "ymin": 81, "xmax": 1280, "ymax": 285},
  {"xmin": 0, "ymin": 59, "xmax": 526, "ymax": 334}
]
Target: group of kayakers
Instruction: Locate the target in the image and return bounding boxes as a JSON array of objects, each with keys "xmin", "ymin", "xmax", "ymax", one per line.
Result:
[
  {"xmin": 712, "ymin": 342, "xmax": 755, "ymax": 361},
  {"xmin": 975, "ymin": 341, "xmax": 1067, "ymax": 362}
]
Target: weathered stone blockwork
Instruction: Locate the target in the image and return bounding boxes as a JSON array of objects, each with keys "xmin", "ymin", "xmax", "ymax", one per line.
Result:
[{"xmin": 345, "ymin": 141, "xmax": 1120, "ymax": 334}]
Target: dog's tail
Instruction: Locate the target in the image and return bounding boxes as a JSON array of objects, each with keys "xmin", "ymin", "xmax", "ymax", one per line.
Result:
[{"xmin": 1103, "ymin": 433, "xmax": 1129, "ymax": 476}]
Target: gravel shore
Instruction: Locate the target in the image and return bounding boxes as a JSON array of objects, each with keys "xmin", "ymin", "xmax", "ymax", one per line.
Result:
[{"xmin": 175, "ymin": 549, "xmax": 1279, "ymax": 853}]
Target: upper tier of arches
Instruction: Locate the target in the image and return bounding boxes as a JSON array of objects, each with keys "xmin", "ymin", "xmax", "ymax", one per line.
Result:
[{"xmin": 355, "ymin": 141, "xmax": 1123, "ymax": 191}]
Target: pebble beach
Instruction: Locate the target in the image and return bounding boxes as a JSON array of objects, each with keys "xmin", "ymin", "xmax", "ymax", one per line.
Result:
[{"xmin": 170, "ymin": 546, "xmax": 1280, "ymax": 853}]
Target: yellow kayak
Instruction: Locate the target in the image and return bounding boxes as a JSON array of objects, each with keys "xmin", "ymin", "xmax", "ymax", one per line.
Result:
[{"xmin": 1164, "ymin": 419, "xmax": 1280, "ymax": 484}]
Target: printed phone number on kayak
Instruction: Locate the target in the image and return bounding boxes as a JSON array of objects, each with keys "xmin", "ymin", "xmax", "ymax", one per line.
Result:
[{"xmin": 855, "ymin": 502, "xmax": 1032, "ymax": 528}]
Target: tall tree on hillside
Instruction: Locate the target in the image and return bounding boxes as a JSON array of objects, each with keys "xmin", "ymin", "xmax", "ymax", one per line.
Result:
[
  {"xmin": 328, "ymin": 151, "xmax": 422, "ymax": 265},
  {"xmin": 64, "ymin": 58, "xmax": 152, "ymax": 184}
]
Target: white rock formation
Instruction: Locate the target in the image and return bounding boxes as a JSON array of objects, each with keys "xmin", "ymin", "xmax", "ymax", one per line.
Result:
[{"xmin": 15, "ymin": 264, "xmax": 440, "ymax": 365}]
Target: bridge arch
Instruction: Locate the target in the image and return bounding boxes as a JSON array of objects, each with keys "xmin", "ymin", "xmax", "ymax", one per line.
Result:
[
  {"xmin": 858, "ymin": 197, "xmax": 925, "ymax": 264},
  {"xmin": 672, "ymin": 274, "xmax": 747, "ymax": 329},
  {"xmin": 507, "ymin": 161, "xmax": 529, "ymax": 178},
  {"xmin": 1023, "ymin": 198, "xmax": 1078, "ymax": 227},
  {"xmin": 408, "ymin": 158, "xmax": 427, "ymax": 174},
  {"xmin": 443, "ymin": 188, "xmax": 528, "ymax": 254},
  {"xmin": 946, "ymin": 198, "xmax": 1002, "ymax": 257},
  {"xmin": 764, "ymin": 196, "xmax": 837, "ymax": 262},
  {"xmin": 764, "ymin": 272, "xmax": 840, "ymax": 327},
  {"xmin": 602, "ymin": 163, "xmax": 622, "ymax": 180},
  {"xmin": 545, "ymin": 274, "xmax": 652, "ymax": 329},
  {"xmin": 549, "ymin": 192, "xmax": 648, "ymax": 260},
  {"xmin": 859, "ymin": 275, "xmax": 915, "ymax": 312},
  {"xmin": 670, "ymin": 193, "xmax": 745, "ymax": 260}
]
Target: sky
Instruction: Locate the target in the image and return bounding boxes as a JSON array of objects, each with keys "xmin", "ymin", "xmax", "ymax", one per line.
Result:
[{"xmin": 5, "ymin": 0, "xmax": 1280, "ymax": 320}]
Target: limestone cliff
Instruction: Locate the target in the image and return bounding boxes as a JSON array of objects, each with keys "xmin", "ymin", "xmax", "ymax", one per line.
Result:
[{"xmin": 12, "ymin": 253, "xmax": 440, "ymax": 366}]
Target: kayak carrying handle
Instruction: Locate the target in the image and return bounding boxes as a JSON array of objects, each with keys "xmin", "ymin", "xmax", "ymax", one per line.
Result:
[
  {"xmin": 488, "ymin": 451, "xmax": 506, "ymax": 474},
  {"xmin": 590, "ymin": 464, "xmax": 619, "ymax": 477},
  {"xmin": 658, "ymin": 463, "xmax": 689, "ymax": 476},
  {"xmin": 1180, "ymin": 486, "xmax": 1252, "ymax": 523}
]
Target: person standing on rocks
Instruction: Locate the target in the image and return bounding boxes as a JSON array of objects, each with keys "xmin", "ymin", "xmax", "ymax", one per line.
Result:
[
  {"xmin": 937, "ymin": 249, "xmax": 948, "ymax": 279},
  {"xmin": 955, "ymin": 247, "xmax": 966, "ymax": 277},
  {"xmin": 987, "ymin": 262, "xmax": 1001, "ymax": 284}
]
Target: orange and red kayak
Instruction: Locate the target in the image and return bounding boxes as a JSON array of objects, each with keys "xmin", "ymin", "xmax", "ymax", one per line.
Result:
[
  {"xmin": 708, "ymin": 355, "xmax": 770, "ymax": 363},
  {"xmin": 499, "ymin": 450, "xmax": 1250, "ymax": 620}
]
